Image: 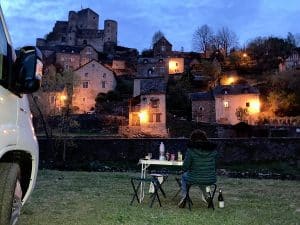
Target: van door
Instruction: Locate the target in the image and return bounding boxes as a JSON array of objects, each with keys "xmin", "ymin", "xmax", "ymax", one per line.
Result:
[{"xmin": 0, "ymin": 13, "xmax": 18, "ymax": 152}]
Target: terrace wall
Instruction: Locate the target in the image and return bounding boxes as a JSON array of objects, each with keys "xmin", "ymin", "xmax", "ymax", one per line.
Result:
[{"xmin": 38, "ymin": 137, "xmax": 299, "ymax": 170}]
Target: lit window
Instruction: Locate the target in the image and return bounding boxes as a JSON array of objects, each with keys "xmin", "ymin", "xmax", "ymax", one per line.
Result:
[
  {"xmin": 156, "ymin": 113, "xmax": 161, "ymax": 122},
  {"xmin": 83, "ymin": 81, "xmax": 89, "ymax": 88},
  {"xmin": 224, "ymin": 101, "xmax": 229, "ymax": 108},
  {"xmin": 150, "ymin": 99, "xmax": 159, "ymax": 108},
  {"xmin": 102, "ymin": 81, "xmax": 106, "ymax": 88},
  {"xmin": 149, "ymin": 114, "xmax": 154, "ymax": 123},
  {"xmin": 50, "ymin": 96, "xmax": 55, "ymax": 104}
]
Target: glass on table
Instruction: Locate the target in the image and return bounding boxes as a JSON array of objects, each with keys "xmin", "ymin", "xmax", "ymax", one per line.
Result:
[
  {"xmin": 170, "ymin": 154, "xmax": 175, "ymax": 161},
  {"xmin": 145, "ymin": 152, "xmax": 152, "ymax": 160}
]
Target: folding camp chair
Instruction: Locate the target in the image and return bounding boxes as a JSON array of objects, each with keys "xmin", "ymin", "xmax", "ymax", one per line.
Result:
[
  {"xmin": 185, "ymin": 183, "xmax": 217, "ymax": 211},
  {"xmin": 130, "ymin": 177, "xmax": 163, "ymax": 207}
]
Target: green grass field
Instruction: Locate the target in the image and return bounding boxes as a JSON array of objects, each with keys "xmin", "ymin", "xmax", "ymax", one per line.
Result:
[{"xmin": 19, "ymin": 170, "xmax": 300, "ymax": 225}]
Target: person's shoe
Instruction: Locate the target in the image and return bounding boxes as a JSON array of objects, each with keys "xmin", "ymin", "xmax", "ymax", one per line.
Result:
[{"xmin": 178, "ymin": 197, "xmax": 186, "ymax": 208}]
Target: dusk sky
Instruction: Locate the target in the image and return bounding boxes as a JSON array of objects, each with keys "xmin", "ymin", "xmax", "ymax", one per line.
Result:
[{"xmin": 1, "ymin": 0, "xmax": 300, "ymax": 52}]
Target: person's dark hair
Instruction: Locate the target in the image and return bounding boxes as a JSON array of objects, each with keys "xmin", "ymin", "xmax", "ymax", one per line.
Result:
[
  {"xmin": 190, "ymin": 129, "xmax": 208, "ymax": 143},
  {"xmin": 188, "ymin": 129, "xmax": 216, "ymax": 150}
]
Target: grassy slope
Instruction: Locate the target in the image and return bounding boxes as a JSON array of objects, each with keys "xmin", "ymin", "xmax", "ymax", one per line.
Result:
[{"xmin": 19, "ymin": 170, "xmax": 300, "ymax": 225}]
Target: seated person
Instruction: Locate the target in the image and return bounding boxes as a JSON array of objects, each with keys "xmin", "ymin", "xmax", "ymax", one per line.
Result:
[{"xmin": 178, "ymin": 129, "xmax": 217, "ymax": 208}]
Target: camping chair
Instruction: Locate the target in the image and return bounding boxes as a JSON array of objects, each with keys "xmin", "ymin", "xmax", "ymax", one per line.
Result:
[
  {"xmin": 185, "ymin": 183, "xmax": 217, "ymax": 211},
  {"xmin": 180, "ymin": 149, "xmax": 217, "ymax": 211},
  {"xmin": 149, "ymin": 173, "xmax": 168, "ymax": 198},
  {"xmin": 130, "ymin": 176, "xmax": 164, "ymax": 207}
]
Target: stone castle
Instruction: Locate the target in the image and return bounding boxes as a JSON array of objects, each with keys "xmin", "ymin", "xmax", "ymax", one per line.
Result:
[{"xmin": 36, "ymin": 8, "xmax": 117, "ymax": 52}]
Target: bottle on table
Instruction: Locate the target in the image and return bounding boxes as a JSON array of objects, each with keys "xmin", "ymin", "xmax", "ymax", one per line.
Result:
[
  {"xmin": 218, "ymin": 188, "xmax": 224, "ymax": 208},
  {"xmin": 159, "ymin": 142, "xmax": 165, "ymax": 160},
  {"xmin": 177, "ymin": 151, "xmax": 182, "ymax": 161},
  {"xmin": 166, "ymin": 152, "xmax": 170, "ymax": 161}
]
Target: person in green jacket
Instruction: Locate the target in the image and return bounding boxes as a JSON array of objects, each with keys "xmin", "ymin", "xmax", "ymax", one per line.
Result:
[{"xmin": 178, "ymin": 129, "xmax": 217, "ymax": 208}]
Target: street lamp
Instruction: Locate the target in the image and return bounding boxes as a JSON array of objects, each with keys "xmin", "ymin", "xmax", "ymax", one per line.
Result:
[
  {"xmin": 139, "ymin": 110, "xmax": 149, "ymax": 124},
  {"xmin": 60, "ymin": 95, "xmax": 67, "ymax": 101},
  {"xmin": 58, "ymin": 94, "xmax": 67, "ymax": 112}
]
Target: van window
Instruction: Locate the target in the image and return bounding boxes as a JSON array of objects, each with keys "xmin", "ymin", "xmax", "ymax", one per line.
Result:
[{"xmin": 0, "ymin": 18, "xmax": 8, "ymax": 81}]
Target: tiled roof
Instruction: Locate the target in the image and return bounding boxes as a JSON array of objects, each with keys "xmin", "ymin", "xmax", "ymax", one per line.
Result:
[
  {"xmin": 190, "ymin": 84, "xmax": 259, "ymax": 101},
  {"xmin": 138, "ymin": 57, "xmax": 165, "ymax": 64},
  {"xmin": 153, "ymin": 36, "xmax": 172, "ymax": 47},
  {"xmin": 190, "ymin": 91, "xmax": 214, "ymax": 101},
  {"xmin": 214, "ymin": 84, "xmax": 259, "ymax": 95},
  {"xmin": 140, "ymin": 78, "xmax": 166, "ymax": 94}
]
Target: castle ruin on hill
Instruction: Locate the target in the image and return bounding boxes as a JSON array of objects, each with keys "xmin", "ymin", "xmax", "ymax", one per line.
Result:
[{"xmin": 36, "ymin": 8, "xmax": 117, "ymax": 52}]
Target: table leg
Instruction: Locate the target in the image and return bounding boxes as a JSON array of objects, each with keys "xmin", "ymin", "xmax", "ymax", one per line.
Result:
[{"xmin": 139, "ymin": 163, "xmax": 149, "ymax": 203}]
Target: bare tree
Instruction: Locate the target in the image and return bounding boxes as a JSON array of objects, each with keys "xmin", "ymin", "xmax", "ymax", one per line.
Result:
[
  {"xmin": 193, "ymin": 24, "xmax": 214, "ymax": 57},
  {"xmin": 151, "ymin": 30, "xmax": 165, "ymax": 48},
  {"xmin": 216, "ymin": 26, "xmax": 238, "ymax": 56},
  {"xmin": 286, "ymin": 32, "xmax": 296, "ymax": 47},
  {"xmin": 295, "ymin": 33, "xmax": 300, "ymax": 47}
]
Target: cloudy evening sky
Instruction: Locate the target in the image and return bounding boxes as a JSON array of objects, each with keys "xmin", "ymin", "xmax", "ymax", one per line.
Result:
[{"xmin": 1, "ymin": 0, "xmax": 300, "ymax": 52}]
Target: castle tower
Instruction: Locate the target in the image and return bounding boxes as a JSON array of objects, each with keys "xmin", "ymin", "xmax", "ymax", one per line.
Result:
[
  {"xmin": 104, "ymin": 20, "xmax": 117, "ymax": 44},
  {"xmin": 77, "ymin": 8, "xmax": 99, "ymax": 29},
  {"xmin": 67, "ymin": 11, "xmax": 78, "ymax": 45}
]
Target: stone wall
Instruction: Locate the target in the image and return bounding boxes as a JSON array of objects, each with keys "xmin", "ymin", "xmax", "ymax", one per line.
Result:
[{"xmin": 38, "ymin": 137, "xmax": 299, "ymax": 170}]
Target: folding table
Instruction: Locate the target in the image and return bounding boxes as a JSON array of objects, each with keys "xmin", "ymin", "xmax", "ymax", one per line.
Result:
[{"xmin": 138, "ymin": 159, "xmax": 183, "ymax": 202}]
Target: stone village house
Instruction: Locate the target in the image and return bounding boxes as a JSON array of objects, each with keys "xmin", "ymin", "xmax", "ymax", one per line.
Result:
[
  {"xmin": 153, "ymin": 36, "xmax": 172, "ymax": 58},
  {"xmin": 191, "ymin": 84, "xmax": 260, "ymax": 125},
  {"xmin": 279, "ymin": 49, "xmax": 300, "ymax": 71},
  {"xmin": 119, "ymin": 55, "xmax": 169, "ymax": 137},
  {"xmin": 123, "ymin": 78, "xmax": 168, "ymax": 137},
  {"xmin": 54, "ymin": 45, "xmax": 99, "ymax": 71},
  {"xmin": 73, "ymin": 60, "xmax": 117, "ymax": 113}
]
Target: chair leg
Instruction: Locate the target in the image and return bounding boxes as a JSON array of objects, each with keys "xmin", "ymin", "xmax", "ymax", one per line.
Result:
[
  {"xmin": 150, "ymin": 180, "xmax": 162, "ymax": 207},
  {"xmin": 207, "ymin": 184, "xmax": 217, "ymax": 210},
  {"xmin": 152, "ymin": 175, "xmax": 167, "ymax": 198},
  {"xmin": 186, "ymin": 185, "xmax": 192, "ymax": 211},
  {"xmin": 130, "ymin": 179, "xmax": 141, "ymax": 205},
  {"xmin": 172, "ymin": 178, "xmax": 182, "ymax": 200}
]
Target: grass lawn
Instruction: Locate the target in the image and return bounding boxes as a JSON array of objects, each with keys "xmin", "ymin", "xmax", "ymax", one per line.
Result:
[{"xmin": 19, "ymin": 170, "xmax": 300, "ymax": 225}]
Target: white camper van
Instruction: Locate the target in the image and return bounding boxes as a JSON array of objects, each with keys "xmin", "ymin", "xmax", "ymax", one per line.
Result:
[{"xmin": 0, "ymin": 5, "xmax": 43, "ymax": 225}]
